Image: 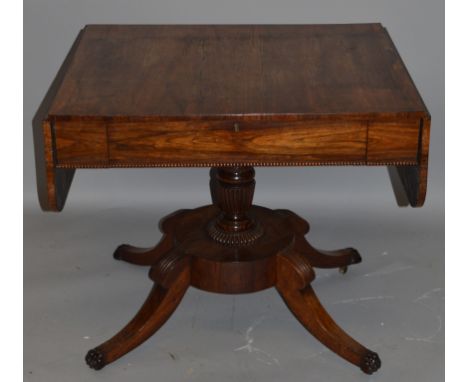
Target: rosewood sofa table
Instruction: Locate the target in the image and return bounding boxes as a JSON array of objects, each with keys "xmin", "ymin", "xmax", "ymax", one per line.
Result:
[{"xmin": 33, "ymin": 24, "xmax": 430, "ymax": 375}]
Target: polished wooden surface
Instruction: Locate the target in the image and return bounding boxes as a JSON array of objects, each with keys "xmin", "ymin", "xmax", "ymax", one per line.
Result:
[
  {"xmin": 50, "ymin": 24, "xmax": 426, "ymax": 119},
  {"xmin": 34, "ymin": 24, "xmax": 430, "ymax": 210}
]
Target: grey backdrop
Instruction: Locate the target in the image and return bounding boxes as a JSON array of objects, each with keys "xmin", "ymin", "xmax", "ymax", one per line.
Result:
[{"xmin": 24, "ymin": 1, "xmax": 444, "ymax": 381}]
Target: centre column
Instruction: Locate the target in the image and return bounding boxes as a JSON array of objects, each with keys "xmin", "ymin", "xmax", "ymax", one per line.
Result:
[{"xmin": 208, "ymin": 167, "xmax": 264, "ymax": 246}]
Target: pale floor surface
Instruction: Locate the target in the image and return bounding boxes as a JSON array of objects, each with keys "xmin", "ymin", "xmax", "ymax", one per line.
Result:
[{"xmin": 24, "ymin": 199, "xmax": 443, "ymax": 382}]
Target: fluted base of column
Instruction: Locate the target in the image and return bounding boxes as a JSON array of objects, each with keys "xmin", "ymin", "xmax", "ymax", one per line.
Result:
[{"xmin": 207, "ymin": 215, "xmax": 264, "ymax": 245}]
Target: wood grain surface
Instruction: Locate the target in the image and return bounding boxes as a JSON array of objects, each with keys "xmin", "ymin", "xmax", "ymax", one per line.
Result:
[
  {"xmin": 49, "ymin": 24, "xmax": 427, "ymax": 119},
  {"xmin": 367, "ymin": 120, "xmax": 420, "ymax": 162},
  {"xmin": 53, "ymin": 119, "xmax": 369, "ymax": 166}
]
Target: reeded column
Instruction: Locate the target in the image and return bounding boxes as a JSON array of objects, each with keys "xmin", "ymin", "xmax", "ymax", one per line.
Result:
[{"xmin": 207, "ymin": 167, "xmax": 263, "ymax": 245}]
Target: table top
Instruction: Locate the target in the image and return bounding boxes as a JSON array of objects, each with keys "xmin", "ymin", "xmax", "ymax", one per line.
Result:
[
  {"xmin": 33, "ymin": 24, "xmax": 430, "ymax": 212},
  {"xmin": 50, "ymin": 24, "xmax": 427, "ymax": 121}
]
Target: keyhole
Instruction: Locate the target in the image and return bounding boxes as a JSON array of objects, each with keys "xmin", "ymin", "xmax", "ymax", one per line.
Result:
[{"xmin": 233, "ymin": 123, "xmax": 240, "ymax": 132}]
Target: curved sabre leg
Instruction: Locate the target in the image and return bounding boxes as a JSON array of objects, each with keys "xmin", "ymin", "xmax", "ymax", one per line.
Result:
[
  {"xmin": 85, "ymin": 264, "xmax": 189, "ymax": 370},
  {"xmin": 113, "ymin": 233, "xmax": 174, "ymax": 266},
  {"xmin": 277, "ymin": 285, "xmax": 381, "ymax": 374},
  {"xmin": 274, "ymin": 209, "xmax": 362, "ymax": 270},
  {"xmin": 113, "ymin": 209, "xmax": 189, "ymax": 266},
  {"xmin": 276, "ymin": 251, "xmax": 381, "ymax": 374},
  {"xmin": 294, "ymin": 236, "xmax": 362, "ymax": 270}
]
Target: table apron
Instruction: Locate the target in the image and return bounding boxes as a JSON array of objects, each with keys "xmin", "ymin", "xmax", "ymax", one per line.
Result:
[{"xmin": 52, "ymin": 119, "xmax": 421, "ymax": 167}]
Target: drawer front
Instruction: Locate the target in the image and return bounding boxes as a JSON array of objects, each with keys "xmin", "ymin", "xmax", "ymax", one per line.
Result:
[
  {"xmin": 367, "ymin": 120, "xmax": 420, "ymax": 163},
  {"xmin": 107, "ymin": 120, "xmax": 367, "ymax": 165},
  {"xmin": 54, "ymin": 119, "xmax": 421, "ymax": 167},
  {"xmin": 54, "ymin": 120, "xmax": 107, "ymax": 164}
]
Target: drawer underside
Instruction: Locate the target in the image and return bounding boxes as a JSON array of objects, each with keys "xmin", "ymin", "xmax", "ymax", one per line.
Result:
[{"xmin": 52, "ymin": 119, "xmax": 420, "ymax": 167}]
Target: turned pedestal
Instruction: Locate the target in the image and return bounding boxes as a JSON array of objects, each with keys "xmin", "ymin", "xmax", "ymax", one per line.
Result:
[{"xmin": 85, "ymin": 167, "xmax": 381, "ymax": 374}]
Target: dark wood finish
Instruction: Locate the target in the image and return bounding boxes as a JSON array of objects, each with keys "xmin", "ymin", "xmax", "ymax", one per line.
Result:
[
  {"xmin": 382, "ymin": 31, "xmax": 431, "ymax": 207},
  {"xmin": 367, "ymin": 120, "xmax": 420, "ymax": 162},
  {"xmin": 276, "ymin": 276, "xmax": 381, "ymax": 374},
  {"xmin": 54, "ymin": 120, "xmax": 108, "ymax": 164},
  {"xmin": 32, "ymin": 30, "xmax": 84, "ymax": 211},
  {"xmin": 104, "ymin": 119, "xmax": 368, "ymax": 167},
  {"xmin": 96, "ymin": 167, "xmax": 380, "ymax": 373},
  {"xmin": 35, "ymin": 24, "xmax": 430, "ymax": 209},
  {"xmin": 176, "ymin": 205, "xmax": 287, "ymax": 294},
  {"xmin": 86, "ymin": 266, "xmax": 190, "ymax": 370},
  {"xmin": 387, "ymin": 166, "xmax": 411, "ymax": 206},
  {"xmin": 112, "ymin": 209, "xmax": 187, "ymax": 266},
  {"xmin": 389, "ymin": 115, "xmax": 431, "ymax": 207},
  {"xmin": 50, "ymin": 24, "xmax": 426, "ymax": 119},
  {"xmin": 34, "ymin": 24, "xmax": 431, "ymax": 375},
  {"xmin": 207, "ymin": 167, "xmax": 263, "ymax": 245}
]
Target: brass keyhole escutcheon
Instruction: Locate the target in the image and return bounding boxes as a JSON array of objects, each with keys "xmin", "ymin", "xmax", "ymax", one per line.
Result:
[{"xmin": 233, "ymin": 123, "xmax": 240, "ymax": 132}]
